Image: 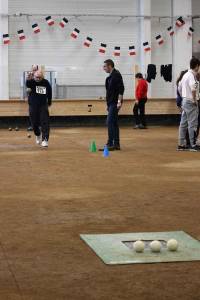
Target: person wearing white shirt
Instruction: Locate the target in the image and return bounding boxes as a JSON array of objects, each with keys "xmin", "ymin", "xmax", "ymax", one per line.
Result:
[{"xmin": 178, "ymin": 58, "xmax": 200, "ymax": 151}]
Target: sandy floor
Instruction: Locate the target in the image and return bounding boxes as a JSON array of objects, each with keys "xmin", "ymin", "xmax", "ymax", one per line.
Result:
[{"xmin": 0, "ymin": 126, "xmax": 200, "ymax": 300}]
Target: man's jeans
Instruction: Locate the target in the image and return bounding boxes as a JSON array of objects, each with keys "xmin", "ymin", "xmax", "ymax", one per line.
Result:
[
  {"xmin": 107, "ymin": 103, "xmax": 119, "ymax": 146},
  {"xmin": 179, "ymin": 99, "xmax": 199, "ymax": 147}
]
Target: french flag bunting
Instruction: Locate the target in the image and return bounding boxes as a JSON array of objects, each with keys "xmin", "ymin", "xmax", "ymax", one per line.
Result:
[
  {"xmin": 3, "ymin": 34, "xmax": 10, "ymax": 45},
  {"xmin": 32, "ymin": 23, "xmax": 40, "ymax": 34},
  {"xmin": 176, "ymin": 17, "xmax": 185, "ymax": 27},
  {"xmin": 188, "ymin": 27, "xmax": 194, "ymax": 37},
  {"xmin": 99, "ymin": 43, "xmax": 107, "ymax": 54},
  {"xmin": 143, "ymin": 42, "xmax": 151, "ymax": 52},
  {"xmin": 114, "ymin": 46, "xmax": 121, "ymax": 56},
  {"xmin": 17, "ymin": 30, "xmax": 26, "ymax": 41},
  {"xmin": 71, "ymin": 28, "xmax": 80, "ymax": 39},
  {"xmin": 167, "ymin": 26, "xmax": 174, "ymax": 36},
  {"xmin": 46, "ymin": 16, "xmax": 54, "ymax": 26},
  {"xmin": 129, "ymin": 45, "xmax": 136, "ymax": 56},
  {"xmin": 59, "ymin": 17, "xmax": 68, "ymax": 28},
  {"xmin": 155, "ymin": 34, "xmax": 164, "ymax": 45},
  {"xmin": 84, "ymin": 37, "xmax": 93, "ymax": 47}
]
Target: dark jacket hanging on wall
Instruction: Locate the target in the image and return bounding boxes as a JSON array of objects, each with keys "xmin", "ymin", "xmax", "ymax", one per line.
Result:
[
  {"xmin": 146, "ymin": 64, "xmax": 157, "ymax": 83},
  {"xmin": 160, "ymin": 64, "xmax": 172, "ymax": 82}
]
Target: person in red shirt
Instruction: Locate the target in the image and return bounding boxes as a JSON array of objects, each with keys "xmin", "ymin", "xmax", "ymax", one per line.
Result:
[{"xmin": 133, "ymin": 73, "xmax": 148, "ymax": 129}]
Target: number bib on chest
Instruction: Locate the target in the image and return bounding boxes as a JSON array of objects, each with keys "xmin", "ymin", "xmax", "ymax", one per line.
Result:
[{"xmin": 36, "ymin": 86, "xmax": 47, "ymax": 95}]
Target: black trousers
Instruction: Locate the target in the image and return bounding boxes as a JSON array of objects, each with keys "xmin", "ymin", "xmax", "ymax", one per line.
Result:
[
  {"xmin": 107, "ymin": 103, "xmax": 120, "ymax": 146},
  {"xmin": 133, "ymin": 98, "xmax": 147, "ymax": 126},
  {"xmin": 29, "ymin": 104, "xmax": 50, "ymax": 141}
]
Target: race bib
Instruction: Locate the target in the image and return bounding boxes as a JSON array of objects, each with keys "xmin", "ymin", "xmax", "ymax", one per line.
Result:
[{"xmin": 36, "ymin": 86, "xmax": 47, "ymax": 95}]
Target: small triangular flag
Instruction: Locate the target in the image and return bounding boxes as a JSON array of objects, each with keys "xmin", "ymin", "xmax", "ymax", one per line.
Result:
[
  {"xmin": 176, "ymin": 16, "xmax": 185, "ymax": 27},
  {"xmin": 3, "ymin": 34, "xmax": 10, "ymax": 45},
  {"xmin": 17, "ymin": 30, "xmax": 26, "ymax": 41},
  {"xmin": 155, "ymin": 34, "xmax": 164, "ymax": 45},
  {"xmin": 143, "ymin": 42, "xmax": 151, "ymax": 52},
  {"xmin": 46, "ymin": 16, "xmax": 54, "ymax": 26},
  {"xmin": 188, "ymin": 27, "xmax": 194, "ymax": 37},
  {"xmin": 129, "ymin": 46, "xmax": 136, "ymax": 56},
  {"xmin": 71, "ymin": 28, "xmax": 80, "ymax": 39},
  {"xmin": 32, "ymin": 23, "xmax": 40, "ymax": 34},
  {"xmin": 167, "ymin": 26, "xmax": 174, "ymax": 36},
  {"xmin": 84, "ymin": 37, "xmax": 93, "ymax": 47},
  {"xmin": 114, "ymin": 46, "xmax": 121, "ymax": 56},
  {"xmin": 99, "ymin": 43, "xmax": 107, "ymax": 54},
  {"xmin": 59, "ymin": 17, "xmax": 68, "ymax": 28}
]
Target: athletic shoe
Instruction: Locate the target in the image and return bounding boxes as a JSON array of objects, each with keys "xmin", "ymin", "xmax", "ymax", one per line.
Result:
[
  {"xmin": 139, "ymin": 124, "xmax": 147, "ymax": 129},
  {"xmin": 189, "ymin": 145, "xmax": 200, "ymax": 152},
  {"xmin": 114, "ymin": 145, "xmax": 121, "ymax": 150},
  {"xmin": 134, "ymin": 125, "xmax": 140, "ymax": 129},
  {"xmin": 99, "ymin": 145, "xmax": 115, "ymax": 151},
  {"xmin": 196, "ymin": 139, "xmax": 200, "ymax": 146},
  {"xmin": 36, "ymin": 135, "xmax": 42, "ymax": 145},
  {"xmin": 177, "ymin": 145, "xmax": 189, "ymax": 151},
  {"xmin": 41, "ymin": 140, "xmax": 48, "ymax": 148}
]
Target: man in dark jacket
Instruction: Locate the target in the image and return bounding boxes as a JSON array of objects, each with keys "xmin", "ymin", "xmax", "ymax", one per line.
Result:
[
  {"xmin": 26, "ymin": 70, "xmax": 52, "ymax": 148},
  {"xmin": 102, "ymin": 59, "xmax": 125, "ymax": 151}
]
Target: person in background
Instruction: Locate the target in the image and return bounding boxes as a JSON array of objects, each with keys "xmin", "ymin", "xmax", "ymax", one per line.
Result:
[
  {"xmin": 195, "ymin": 72, "xmax": 200, "ymax": 145},
  {"xmin": 100, "ymin": 59, "xmax": 125, "ymax": 151},
  {"xmin": 176, "ymin": 70, "xmax": 190, "ymax": 147},
  {"xmin": 133, "ymin": 73, "xmax": 148, "ymax": 129},
  {"xmin": 178, "ymin": 57, "xmax": 200, "ymax": 151},
  {"xmin": 26, "ymin": 65, "xmax": 39, "ymax": 131},
  {"xmin": 176, "ymin": 70, "xmax": 188, "ymax": 109},
  {"xmin": 26, "ymin": 70, "xmax": 52, "ymax": 148}
]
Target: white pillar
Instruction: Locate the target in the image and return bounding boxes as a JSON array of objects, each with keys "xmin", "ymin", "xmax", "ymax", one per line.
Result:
[
  {"xmin": 0, "ymin": 0, "xmax": 9, "ymax": 99},
  {"xmin": 173, "ymin": 0, "xmax": 192, "ymax": 86},
  {"xmin": 139, "ymin": 0, "xmax": 152, "ymax": 96}
]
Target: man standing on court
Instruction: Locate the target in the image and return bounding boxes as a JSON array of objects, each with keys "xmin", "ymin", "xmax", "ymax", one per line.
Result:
[
  {"xmin": 178, "ymin": 57, "xmax": 200, "ymax": 151},
  {"xmin": 133, "ymin": 73, "xmax": 148, "ymax": 129},
  {"xmin": 26, "ymin": 70, "xmax": 52, "ymax": 148},
  {"xmin": 101, "ymin": 59, "xmax": 125, "ymax": 151}
]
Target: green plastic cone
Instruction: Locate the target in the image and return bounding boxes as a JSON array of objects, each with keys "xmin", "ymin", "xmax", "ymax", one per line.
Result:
[{"xmin": 90, "ymin": 141, "xmax": 97, "ymax": 153}]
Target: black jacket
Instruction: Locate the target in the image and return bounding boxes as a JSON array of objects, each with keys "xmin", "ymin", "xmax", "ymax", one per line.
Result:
[
  {"xmin": 105, "ymin": 69, "xmax": 125, "ymax": 105},
  {"xmin": 161, "ymin": 64, "xmax": 172, "ymax": 82},
  {"xmin": 26, "ymin": 79, "xmax": 52, "ymax": 106},
  {"xmin": 146, "ymin": 64, "xmax": 157, "ymax": 83}
]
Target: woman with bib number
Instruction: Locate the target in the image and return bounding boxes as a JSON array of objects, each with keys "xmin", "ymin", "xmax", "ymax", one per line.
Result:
[{"xmin": 26, "ymin": 70, "xmax": 52, "ymax": 148}]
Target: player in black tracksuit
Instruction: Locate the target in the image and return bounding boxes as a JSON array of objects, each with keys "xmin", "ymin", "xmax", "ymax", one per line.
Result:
[{"xmin": 26, "ymin": 71, "xmax": 52, "ymax": 147}]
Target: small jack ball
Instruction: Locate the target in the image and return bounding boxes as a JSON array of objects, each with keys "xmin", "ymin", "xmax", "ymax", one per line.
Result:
[
  {"xmin": 167, "ymin": 239, "xmax": 178, "ymax": 251},
  {"xmin": 133, "ymin": 240, "xmax": 145, "ymax": 253},
  {"xmin": 150, "ymin": 240, "xmax": 162, "ymax": 253},
  {"xmin": 27, "ymin": 134, "xmax": 31, "ymax": 138},
  {"xmin": 15, "ymin": 127, "xmax": 19, "ymax": 131},
  {"xmin": 8, "ymin": 128, "xmax": 12, "ymax": 131}
]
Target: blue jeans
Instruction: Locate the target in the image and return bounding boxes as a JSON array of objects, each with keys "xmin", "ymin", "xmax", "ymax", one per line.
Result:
[
  {"xmin": 107, "ymin": 104, "xmax": 119, "ymax": 146},
  {"xmin": 179, "ymin": 99, "xmax": 199, "ymax": 147}
]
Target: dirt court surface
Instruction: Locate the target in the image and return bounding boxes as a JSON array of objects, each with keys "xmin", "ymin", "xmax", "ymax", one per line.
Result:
[{"xmin": 0, "ymin": 126, "xmax": 200, "ymax": 300}]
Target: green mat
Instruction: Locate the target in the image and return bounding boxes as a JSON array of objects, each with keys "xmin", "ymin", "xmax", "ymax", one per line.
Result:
[{"xmin": 80, "ymin": 231, "xmax": 200, "ymax": 265}]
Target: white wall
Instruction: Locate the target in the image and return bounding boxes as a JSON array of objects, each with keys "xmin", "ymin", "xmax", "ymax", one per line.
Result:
[
  {"xmin": 8, "ymin": 0, "xmax": 140, "ymax": 99},
  {"xmin": 192, "ymin": 0, "xmax": 200, "ymax": 55},
  {"xmin": 151, "ymin": 0, "xmax": 173, "ymax": 98},
  {"xmin": 5, "ymin": 0, "xmax": 197, "ymax": 99},
  {"xmin": 0, "ymin": 0, "xmax": 9, "ymax": 99}
]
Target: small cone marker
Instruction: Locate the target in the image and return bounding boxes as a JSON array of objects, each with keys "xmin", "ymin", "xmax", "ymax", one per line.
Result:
[
  {"xmin": 103, "ymin": 145, "xmax": 110, "ymax": 157},
  {"xmin": 90, "ymin": 141, "xmax": 97, "ymax": 153}
]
